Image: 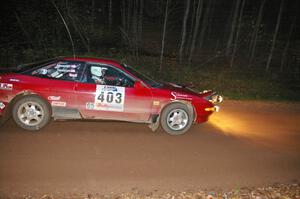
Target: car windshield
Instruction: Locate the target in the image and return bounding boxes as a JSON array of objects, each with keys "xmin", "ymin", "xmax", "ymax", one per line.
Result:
[{"xmin": 122, "ymin": 64, "xmax": 162, "ymax": 88}]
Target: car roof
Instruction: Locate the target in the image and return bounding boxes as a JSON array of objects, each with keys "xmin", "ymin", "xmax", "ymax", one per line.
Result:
[{"xmin": 63, "ymin": 57, "xmax": 123, "ymax": 69}]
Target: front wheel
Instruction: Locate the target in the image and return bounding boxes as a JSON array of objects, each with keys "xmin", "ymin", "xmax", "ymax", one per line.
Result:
[
  {"xmin": 160, "ymin": 103, "xmax": 193, "ymax": 135},
  {"xmin": 12, "ymin": 96, "xmax": 51, "ymax": 131}
]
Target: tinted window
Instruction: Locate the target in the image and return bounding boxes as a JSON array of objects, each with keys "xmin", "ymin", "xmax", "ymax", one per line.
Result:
[
  {"xmin": 82, "ymin": 64, "xmax": 134, "ymax": 87},
  {"xmin": 27, "ymin": 61, "xmax": 85, "ymax": 82}
]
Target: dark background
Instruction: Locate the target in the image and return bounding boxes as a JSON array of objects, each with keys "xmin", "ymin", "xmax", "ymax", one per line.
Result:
[{"xmin": 0, "ymin": 0, "xmax": 299, "ymax": 100}]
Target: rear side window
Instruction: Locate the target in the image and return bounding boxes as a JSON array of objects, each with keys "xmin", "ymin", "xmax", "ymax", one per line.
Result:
[{"xmin": 26, "ymin": 61, "xmax": 85, "ymax": 82}]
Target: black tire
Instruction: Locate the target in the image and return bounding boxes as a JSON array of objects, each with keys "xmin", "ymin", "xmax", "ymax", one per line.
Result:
[
  {"xmin": 160, "ymin": 103, "xmax": 193, "ymax": 135},
  {"xmin": 0, "ymin": 117, "xmax": 4, "ymax": 127},
  {"xmin": 12, "ymin": 95, "xmax": 51, "ymax": 131}
]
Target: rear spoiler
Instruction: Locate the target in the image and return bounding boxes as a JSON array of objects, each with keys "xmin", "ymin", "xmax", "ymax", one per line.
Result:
[
  {"xmin": 0, "ymin": 57, "xmax": 63, "ymax": 74},
  {"xmin": 0, "ymin": 67, "xmax": 17, "ymax": 74}
]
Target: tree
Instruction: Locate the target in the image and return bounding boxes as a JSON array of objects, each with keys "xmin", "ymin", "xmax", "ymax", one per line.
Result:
[
  {"xmin": 198, "ymin": 0, "xmax": 213, "ymax": 51},
  {"xmin": 160, "ymin": 0, "xmax": 170, "ymax": 73},
  {"xmin": 52, "ymin": 0, "xmax": 75, "ymax": 57},
  {"xmin": 120, "ymin": 0, "xmax": 144, "ymax": 58},
  {"xmin": 266, "ymin": 0, "xmax": 284, "ymax": 72},
  {"xmin": 188, "ymin": 0, "xmax": 203, "ymax": 64},
  {"xmin": 108, "ymin": 0, "xmax": 112, "ymax": 30},
  {"xmin": 280, "ymin": 15, "xmax": 296, "ymax": 71},
  {"xmin": 225, "ymin": 0, "xmax": 241, "ymax": 56},
  {"xmin": 248, "ymin": 0, "xmax": 266, "ymax": 68},
  {"xmin": 230, "ymin": 0, "xmax": 246, "ymax": 67},
  {"xmin": 178, "ymin": 0, "xmax": 191, "ymax": 64},
  {"xmin": 65, "ymin": 0, "xmax": 91, "ymax": 53}
]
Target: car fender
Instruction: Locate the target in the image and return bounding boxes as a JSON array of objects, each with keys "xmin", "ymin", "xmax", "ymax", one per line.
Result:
[
  {"xmin": 160, "ymin": 100, "xmax": 196, "ymax": 122},
  {"xmin": 6, "ymin": 90, "xmax": 52, "ymax": 118}
]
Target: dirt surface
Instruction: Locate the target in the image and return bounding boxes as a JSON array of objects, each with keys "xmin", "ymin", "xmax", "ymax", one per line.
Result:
[{"xmin": 0, "ymin": 100, "xmax": 300, "ymax": 196}]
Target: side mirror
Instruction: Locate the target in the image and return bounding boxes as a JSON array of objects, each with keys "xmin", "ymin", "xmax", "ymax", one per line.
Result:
[{"xmin": 134, "ymin": 81, "xmax": 144, "ymax": 89}]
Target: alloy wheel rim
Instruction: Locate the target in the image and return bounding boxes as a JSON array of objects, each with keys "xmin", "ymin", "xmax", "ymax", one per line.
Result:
[
  {"xmin": 167, "ymin": 109, "xmax": 188, "ymax": 131},
  {"xmin": 17, "ymin": 101, "xmax": 44, "ymax": 126}
]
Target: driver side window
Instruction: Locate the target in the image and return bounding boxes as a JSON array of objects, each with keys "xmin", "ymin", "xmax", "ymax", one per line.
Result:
[{"xmin": 82, "ymin": 64, "xmax": 134, "ymax": 87}]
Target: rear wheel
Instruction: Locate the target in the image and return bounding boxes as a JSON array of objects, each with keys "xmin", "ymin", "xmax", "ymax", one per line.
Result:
[
  {"xmin": 160, "ymin": 103, "xmax": 193, "ymax": 135},
  {"xmin": 12, "ymin": 96, "xmax": 51, "ymax": 131}
]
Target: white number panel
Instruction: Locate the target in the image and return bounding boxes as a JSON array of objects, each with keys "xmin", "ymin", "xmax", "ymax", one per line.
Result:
[{"xmin": 94, "ymin": 85, "xmax": 125, "ymax": 112}]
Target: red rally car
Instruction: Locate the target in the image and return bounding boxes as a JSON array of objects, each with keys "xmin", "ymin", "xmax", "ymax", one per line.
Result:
[{"xmin": 0, "ymin": 57, "xmax": 222, "ymax": 135}]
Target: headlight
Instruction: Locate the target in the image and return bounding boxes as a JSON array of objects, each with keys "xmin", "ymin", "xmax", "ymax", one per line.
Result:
[{"xmin": 205, "ymin": 92, "xmax": 223, "ymax": 104}]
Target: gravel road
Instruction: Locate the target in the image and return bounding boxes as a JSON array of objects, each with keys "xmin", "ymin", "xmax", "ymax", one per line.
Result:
[{"xmin": 0, "ymin": 100, "xmax": 299, "ymax": 196}]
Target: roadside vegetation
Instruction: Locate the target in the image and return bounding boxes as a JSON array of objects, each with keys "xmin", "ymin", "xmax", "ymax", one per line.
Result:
[
  {"xmin": 1, "ymin": 49, "xmax": 299, "ymax": 101},
  {"xmin": 0, "ymin": 0, "xmax": 299, "ymax": 101},
  {"xmin": 2, "ymin": 183, "xmax": 300, "ymax": 199}
]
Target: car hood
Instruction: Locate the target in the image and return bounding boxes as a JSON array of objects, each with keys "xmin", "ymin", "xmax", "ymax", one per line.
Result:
[{"xmin": 160, "ymin": 82, "xmax": 213, "ymax": 98}]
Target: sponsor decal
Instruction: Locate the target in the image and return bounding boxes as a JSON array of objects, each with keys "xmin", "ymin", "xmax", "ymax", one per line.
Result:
[
  {"xmin": 51, "ymin": 101, "xmax": 66, "ymax": 107},
  {"xmin": 95, "ymin": 85, "xmax": 125, "ymax": 112},
  {"xmin": 9, "ymin": 78, "xmax": 20, "ymax": 82},
  {"xmin": 50, "ymin": 71, "xmax": 60, "ymax": 78},
  {"xmin": 86, "ymin": 102, "xmax": 95, "ymax": 110},
  {"xmin": 69, "ymin": 73, "xmax": 78, "ymax": 77},
  {"xmin": 171, "ymin": 92, "xmax": 192, "ymax": 101},
  {"xmin": 100, "ymin": 85, "xmax": 118, "ymax": 92},
  {"xmin": 0, "ymin": 83, "xmax": 13, "ymax": 91},
  {"xmin": 48, "ymin": 96, "xmax": 61, "ymax": 101},
  {"xmin": 0, "ymin": 102, "xmax": 5, "ymax": 109},
  {"xmin": 153, "ymin": 101, "xmax": 160, "ymax": 106}
]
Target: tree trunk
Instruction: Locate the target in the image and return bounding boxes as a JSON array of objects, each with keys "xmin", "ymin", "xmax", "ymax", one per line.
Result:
[
  {"xmin": 120, "ymin": 0, "xmax": 127, "ymax": 44},
  {"xmin": 248, "ymin": 0, "xmax": 266, "ymax": 68},
  {"xmin": 188, "ymin": 0, "xmax": 203, "ymax": 64},
  {"xmin": 186, "ymin": 0, "xmax": 197, "ymax": 56},
  {"xmin": 230, "ymin": 0, "xmax": 246, "ymax": 67},
  {"xmin": 108, "ymin": 0, "xmax": 112, "ymax": 30},
  {"xmin": 119, "ymin": 0, "xmax": 143, "ymax": 58},
  {"xmin": 198, "ymin": 0, "xmax": 213, "ymax": 51},
  {"xmin": 206, "ymin": 0, "xmax": 216, "ymax": 43},
  {"xmin": 138, "ymin": 0, "xmax": 144, "ymax": 50},
  {"xmin": 127, "ymin": 0, "xmax": 132, "ymax": 33},
  {"xmin": 178, "ymin": 0, "xmax": 191, "ymax": 64},
  {"xmin": 160, "ymin": 0, "xmax": 170, "ymax": 73},
  {"xmin": 91, "ymin": 0, "xmax": 95, "ymax": 31},
  {"xmin": 225, "ymin": 0, "xmax": 241, "ymax": 55},
  {"xmin": 281, "ymin": 15, "xmax": 296, "ymax": 72},
  {"xmin": 15, "ymin": 12, "xmax": 34, "ymax": 48},
  {"xmin": 66, "ymin": 0, "xmax": 90, "ymax": 52},
  {"xmin": 266, "ymin": 0, "xmax": 284, "ymax": 72},
  {"xmin": 134, "ymin": 1, "xmax": 138, "ymax": 58},
  {"xmin": 52, "ymin": 0, "xmax": 75, "ymax": 58}
]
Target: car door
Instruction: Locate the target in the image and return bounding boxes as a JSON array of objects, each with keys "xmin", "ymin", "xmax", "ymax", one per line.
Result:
[
  {"xmin": 75, "ymin": 63, "xmax": 154, "ymax": 122},
  {"xmin": 26, "ymin": 60, "xmax": 85, "ymax": 110}
]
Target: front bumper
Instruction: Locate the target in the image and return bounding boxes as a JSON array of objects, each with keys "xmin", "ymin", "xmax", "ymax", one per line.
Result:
[
  {"xmin": 193, "ymin": 92, "xmax": 223, "ymax": 123},
  {"xmin": 204, "ymin": 105, "xmax": 220, "ymax": 112}
]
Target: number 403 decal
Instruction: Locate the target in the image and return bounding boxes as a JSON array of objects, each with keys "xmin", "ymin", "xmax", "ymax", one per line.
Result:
[{"xmin": 97, "ymin": 91, "xmax": 123, "ymax": 104}]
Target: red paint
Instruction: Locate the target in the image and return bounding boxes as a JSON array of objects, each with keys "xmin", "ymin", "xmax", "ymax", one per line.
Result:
[{"xmin": 0, "ymin": 57, "xmax": 217, "ymax": 124}]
